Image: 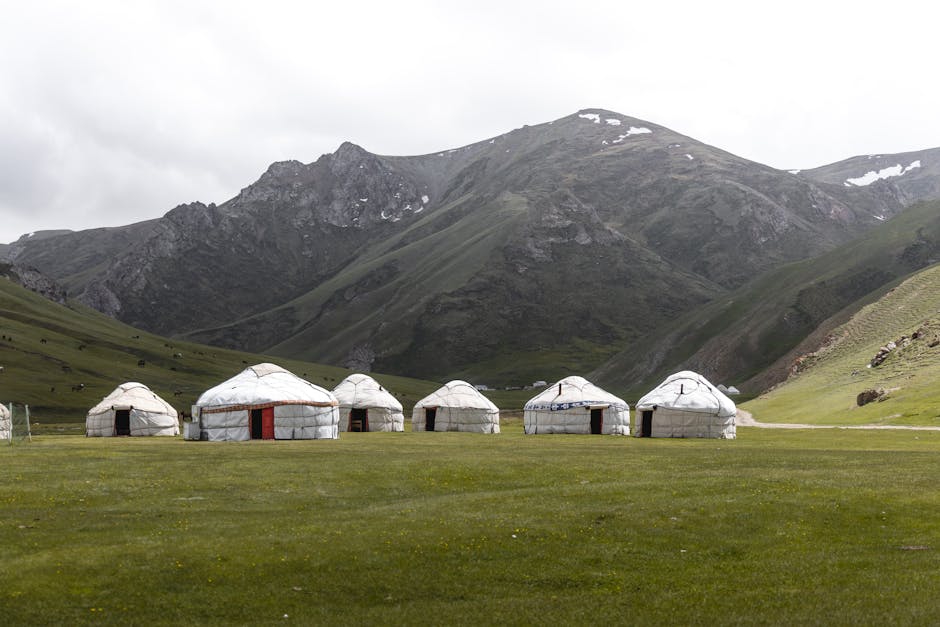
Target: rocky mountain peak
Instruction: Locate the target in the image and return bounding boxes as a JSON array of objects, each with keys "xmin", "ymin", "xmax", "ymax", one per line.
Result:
[
  {"xmin": 163, "ymin": 201, "xmax": 219, "ymax": 231},
  {"xmin": 329, "ymin": 141, "xmax": 380, "ymax": 176}
]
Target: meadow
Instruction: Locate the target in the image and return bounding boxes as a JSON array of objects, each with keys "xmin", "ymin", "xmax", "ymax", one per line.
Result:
[{"xmin": 3, "ymin": 421, "xmax": 939, "ymax": 625}]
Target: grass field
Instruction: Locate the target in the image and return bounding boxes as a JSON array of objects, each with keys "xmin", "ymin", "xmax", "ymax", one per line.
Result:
[
  {"xmin": 3, "ymin": 423, "xmax": 940, "ymax": 624},
  {"xmin": 745, "ymin": 263, "xmax": 940, "ymax": 427}
]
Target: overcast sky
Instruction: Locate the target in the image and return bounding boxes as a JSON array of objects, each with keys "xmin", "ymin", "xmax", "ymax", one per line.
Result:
[{"xmin": 2, "ymin": 0, "xmax": 939, "ymax": 243}]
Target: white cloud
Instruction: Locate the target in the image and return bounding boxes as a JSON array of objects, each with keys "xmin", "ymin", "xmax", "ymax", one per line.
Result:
[{"xmin": 1, "ymin": 0, "xmax": 940, "ymax": 241}]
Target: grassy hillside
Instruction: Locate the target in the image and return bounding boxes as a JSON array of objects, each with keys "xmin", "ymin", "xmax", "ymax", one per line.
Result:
[
  {"xmin": 0, "ymin": 277, "xmax": 443, "ymax": 426},
  {"xmin": 593, "ymin": 199, "xmax": 940, "ymax": 398},
  {"xmin": 3, "ymin": 429, "xmax": 940, "ymax": 624},
  {"xmin": 743, "ymin": 263, "xmax": 940, "ymax": 426}
]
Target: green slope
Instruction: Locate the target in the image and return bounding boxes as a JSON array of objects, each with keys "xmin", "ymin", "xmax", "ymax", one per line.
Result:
[
  {"xmin": 0, "ymin": 278, "xmax": 441, "ymax": 426},
  {"xmin": 593, "ymin": 199, "xmax": 940, "ymax": 397},
  {"xmin": 743, "ymin": 262, "xmax": 940, "ymax": 425}
]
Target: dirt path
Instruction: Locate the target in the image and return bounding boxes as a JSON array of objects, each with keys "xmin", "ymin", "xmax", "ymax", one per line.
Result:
[{"xmin": 737, "ymin": 409, "xmax": 940, "ymax": 431}]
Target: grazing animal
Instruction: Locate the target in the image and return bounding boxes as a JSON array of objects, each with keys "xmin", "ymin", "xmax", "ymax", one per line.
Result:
[
  {"xmin": 0, "ymin": 366, "xmax": 4, "ymax": 374},
  {"xmin": 50, "ymin": 387, "xmax": 55, "ymax": 393},
  {"xmin": 40, "ymin": 338, "xmax": 47, "ymax": 344},
  {"xmin": 137, "ymin": 359, "xmax": 146, "ymax": 367},
  {"xmin": 173, "ymin": 352, "xmax": 182, "ymax": 359},
  {"xmin": 78, "ymin": 344, "xmax": 86, "ymax": 351},
  {"xmin": 174, "ymin": 390, "xmax": 183, "ymax": 397},
  {"xmin": 132, "ymin": 335, "xmax": 140, "ymax": 339},
  {"xmin": 71, "ymin": 383, "xmax": 85, "ymax": 392}
]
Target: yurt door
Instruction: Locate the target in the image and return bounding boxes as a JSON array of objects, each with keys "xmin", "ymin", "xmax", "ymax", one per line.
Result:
[
  {"xmin": 350, "ymin": 408, "xmax": 368, "ymax": 432},
  {"xmin": 250, "ymin": 409, "xmax": 263, "ymax": 439},
  {"xmin": 250, "ymin": 408, "xmax": 275, "ymax": 440},
  {"xmin": 425, "ymin": 407, "xmax": 437, "ymax": 432},
  {"xmin": 261, "ymin": 407, "xmax": 275, "ymax": 440},
  {"xmin": 115, "ymin": 409, "xmax": 131, "ymax": 436},
  {"xmin": 640, "ymin": 410, "xmax": 653, "ymax": 437},
  {"xmin": 590, "ymin": 408, "xmax": 603, "ymax": 434}
]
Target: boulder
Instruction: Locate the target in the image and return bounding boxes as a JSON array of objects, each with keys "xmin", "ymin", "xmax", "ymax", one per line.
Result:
[{"xmin": 856, "ymin": 388, "xmax": 885, "ymax": 406}]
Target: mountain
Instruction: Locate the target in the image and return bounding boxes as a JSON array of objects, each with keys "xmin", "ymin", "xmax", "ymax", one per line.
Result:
[
  {"xmin": 4, "ymin": 109, "xmax": 930, "ymax": 385},
  {"xmin": 0, "ymin": 276, "xmax": 440, "ymax": 425},
  {"xmin": 0, "ymin": 230, "xmax": 72, "ymax": 261},
  {"xmin": 592, "ymin": 199, "xmax": 940, "ymax": 396},
  {"xmin": 797, "ymin": 147, "xmax": 940, "ymax": 207},
  {"xmin": 742, "ymin": 261, "xmax": 940, "ymax": 426}
]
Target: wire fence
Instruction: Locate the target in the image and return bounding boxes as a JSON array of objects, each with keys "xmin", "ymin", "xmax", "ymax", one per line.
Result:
[{"xmin": 6, "ymin": 403, "xmax": 32, "ymax": 444}]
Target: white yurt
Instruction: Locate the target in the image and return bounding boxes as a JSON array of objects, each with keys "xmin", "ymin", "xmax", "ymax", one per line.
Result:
[
  {"xmin": 524, "ymin": 376, "xmax": 630, "ymax": 435},
  {"xmin": 634, "ymin": 370, "xmax": 736, "ymax": 439},
  {"xmin": 86, "ymin": 382, "xmax": 180, "ymax": 437},
  {"xmin": 332, "ymin": 373, "xmax": 404, "ymax": 432},
  {"xmin": 0, "ymin": 403, "xmax": 11, "ymax": 441},
  {"xmin": 190, "ymin": 363, "xmax": 339, "ymax": 441},
  {"xmin": 412, "ymin": 380, "xmax": 500, "ymax": 433}
]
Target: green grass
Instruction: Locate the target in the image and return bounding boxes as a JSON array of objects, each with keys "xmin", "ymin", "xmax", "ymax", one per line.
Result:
[
  {"xmin": 745, "ymin": 263, "xmax": 940, "ymax": 426},
  {"xmin": 3, "ymin": 426, "xmax": 940, "ymax": 624}
]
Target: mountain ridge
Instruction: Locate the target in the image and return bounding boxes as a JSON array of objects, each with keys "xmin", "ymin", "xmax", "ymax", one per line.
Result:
[{"xmin": 5, "ymin": 108, "xmax": 938, "ymax": 386}]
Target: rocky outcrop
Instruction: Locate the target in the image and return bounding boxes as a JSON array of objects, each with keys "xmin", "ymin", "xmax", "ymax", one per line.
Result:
[
  {"xmin": 856, "ymin": 388, "xmax": 886, "ymax": 406},
  {"xmin": 0, "ymin": 262, "xmax": 67, "ymax": 304}
]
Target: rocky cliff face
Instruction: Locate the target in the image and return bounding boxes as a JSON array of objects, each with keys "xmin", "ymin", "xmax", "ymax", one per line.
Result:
[
  {"xmin": 0, "ymin": 262, "xmax": 67, "ymax": 304},
  {"xmin": 9, "ymin": 109, "xmax": 936, "ymax": 384}
]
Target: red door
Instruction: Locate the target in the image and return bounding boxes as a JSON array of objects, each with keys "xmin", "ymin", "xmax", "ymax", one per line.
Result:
[{"xmin": 261, "ymin": 407, "xmax": 275, "ymax": 440}]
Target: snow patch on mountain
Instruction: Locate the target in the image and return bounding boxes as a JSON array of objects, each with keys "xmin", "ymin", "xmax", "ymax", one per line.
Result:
[
  {"xmin": 845, "ymin": 160, "xmax": 921, "ymax": 187},
  {"xmin": 611, "ymin": 127, "xmax": 652, "ymax": 143}
]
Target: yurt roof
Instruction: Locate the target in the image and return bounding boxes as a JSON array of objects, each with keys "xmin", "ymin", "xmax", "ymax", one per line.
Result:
[
  {"xmin": 414, "ymin": 380, "xmax": 498, "ymax": 411},
  {"xmin": 196, "ymin": 363, "xmax": 337, "ymax": 408},
  {"xmin": 87, "ymin": 382, "xmax": 177, "ymax": 417},
  {"xmin": 332, "ymin": 374, "xmax": 403, "ymax": 411},
  {"xmin": 0, "ymin": 403, "xmax": 9, "ymax": 419},
  {"xmin": 636, "ymin": 370, "xmax": 736, "ymax": 417},
  {"xmin": 524, "ymin": 376, "xmax": 629, "ymax": 411}
]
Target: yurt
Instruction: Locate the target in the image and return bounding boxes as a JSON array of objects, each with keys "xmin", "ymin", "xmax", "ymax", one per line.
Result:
[
  {"xmin": 191, "ymin": 363, "xmax": 339, "ymax": 441},
  {"xmin": 634, "ymin": 370, "xmax": 736, "ymax": 439},
  {"xmin": 412, "ymin": 380, "xmax": 500, "ymax": 433},
  {"xmin": 0, "ymin": 403, "xmax": 11, "ymax": 441},
  {"xmin": 523, "ymin": 376, "xmax": 630, "ymax": 435},
  {"xmin": 85, "ymin": 382, "xmax": 180, "ymax": 437},
  {"xmin": 332, "ymin": 373, "xmax": 404, "ymax": 432}
]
